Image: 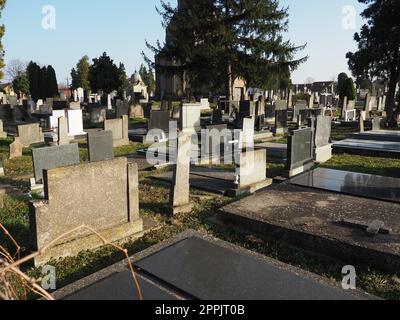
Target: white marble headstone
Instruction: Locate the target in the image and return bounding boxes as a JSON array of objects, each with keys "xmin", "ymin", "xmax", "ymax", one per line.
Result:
[{"xmin": 67, "ymin": 109, "xmax": 85, "ymax": 137}]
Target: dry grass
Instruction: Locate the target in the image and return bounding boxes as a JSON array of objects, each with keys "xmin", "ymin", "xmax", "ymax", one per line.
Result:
[{"xmin": 0, "ymin": 222, "xmax": 142, "ymax": 300}]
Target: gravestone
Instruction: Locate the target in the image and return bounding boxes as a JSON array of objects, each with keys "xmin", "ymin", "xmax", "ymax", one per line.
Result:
[
  {"xmin": 58, "ymin": 117, "xmax": 70, "ymax": 146},
  {"xmin": 372, "ymin": 117, "xmax": 381, "ymax": 131},
  {"xmin": 275, "ymin": 100, "xmax": 288, "ymax": 110},
  {"xmin": 200, "ymin": 98, "xmax": 211, "ymax": 111},
  {"xmin": 104, "ymin": 116, "xmax": 129, "ymax": 147},
  {"xmin": 29, "ymin": 158, "xmax": 143, "ymax": 266},
  {"xmin": 9, "ymin": 137, "xmax": 23, "ymax": 159},
  {"xmin": 345, "ymin": 109, "xmax": 357, "ymax": 122},
  {"xmin": 240, "ymin": 117, "xmax": 255, "ymax": 149},
  {"xmin": 239, "ymin": 149, "xmax": 267, "ymax": 188},
  {"xmin": 0, "ymin": 104, "xmax": 13, "ymax": 122},
  {"xmin": 32, "ymin": 144, "xmax": 80, "ymax": 183},
  {"xmin": 0, "ymin": 120, "xmax": 7, "ymax": 139},
  {"xmin": 212, "ymin": 109, "xmax": 223, "ymax": 124},
  {"xmin": 313, "ymin": 116, "xmax": 332, "ymax": 163},
  {"xmin": 17, "ymin": 123, "xmax": 44, "ymax": 147},
  {"xmin": 181, "ymin": 104, "xmax": 201, "ymax": 132},
  {"xmin": 285, "ymin": 128, "xmax": 314, "ymax": 177},
  {"xmin": 170, "ymin": 133, "xmax": 193, "ymax": 215},
  {"xmin": 8, "ymin": 96, "xmax": 18, "ymax": 107},
  {"xmin": 274, "ymin": 110, "xmax": 288, "ymax": 134},
  {"xmin": 293, "ymin": 102, "xmax": 308, "ymax": 119},
  {"xmin": 69, "ymin": 102, "xmax": 81, "ymax": 110},
  {"xmin": 89, "ymin": 107, "xmax": 106, "ymax": 124},
  {"xmin": 87, "ymin": 130, "xmax": 115, "ymax": 162},
  {"xmin": 129, "ymin": 103, "xmax": 144, "ymax": 119},
  {"xmin": 67, "ymin": 110, "xmax": 85, "ymax": 137},
  {"xmin": 239, "ymin": 100, "xmax": 256, "ymax": 119},
  {"xmin": 116, "ymin": 101, "xmax": 129, "ymax": 119},
  {"xmin": 49, "ymin": 110, "xmax": 66, "ymax": 129},
  {"xmin": 77, "ymin": 88, "xmax": 84, "ymax": 103},
  {"xmin": 148, "ymin": 110, "xmax": 170, "ymax": 133}
]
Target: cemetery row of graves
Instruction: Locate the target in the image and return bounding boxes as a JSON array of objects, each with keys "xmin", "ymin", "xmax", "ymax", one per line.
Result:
[{"xmin": 0, "ymin": 88, "xmax": 399, "ymax": 300}]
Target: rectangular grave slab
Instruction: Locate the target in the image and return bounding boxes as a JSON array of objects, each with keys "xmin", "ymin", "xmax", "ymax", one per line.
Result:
[
  {"xmin": 134, "ymin": 231, "xmax": 370, "ymax": 300},
  {"xmin": 104, "ymin": 116, "xmax": 129, "ymax": 147},
  {"xmin": 219, "ymin": 183, "xmax": 400, "ymax": 274},
  {"xmin": 333, "ymin": 139, "xmax": 400, "ymax": 158},
  {"xmin": 87, "ymin": 130, "xmax": 115, "ymax": 162},
  {"xmin": 290, "ymin": 167, "xmax": 400, "ymax": 203},
  {"xmin": 350, "ymin": 130, "xmax": 400, "ymax": 143},
  {"xmin": 32, "ymin": 144, "xmax": 80, "ymax": 183}
]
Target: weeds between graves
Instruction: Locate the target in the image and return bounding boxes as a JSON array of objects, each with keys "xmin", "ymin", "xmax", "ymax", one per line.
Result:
[{"xmin": 0, "ymin": 222, "xmax": 143, "ymax": 300}]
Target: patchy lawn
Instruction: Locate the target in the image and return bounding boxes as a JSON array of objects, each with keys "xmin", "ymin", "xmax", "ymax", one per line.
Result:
[
  {"xmin": 0, "ymin": 141, "xmax": 399, "ymax": 300},
  {"xmin": 322, "ymin": 154, "xmax": 400, "ymax": 178}
]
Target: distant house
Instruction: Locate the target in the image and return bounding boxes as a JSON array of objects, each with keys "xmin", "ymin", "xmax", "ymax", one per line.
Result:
[
  {"xmin": 293, "ymin": 81, "xmax": 336, "ymax": 95},
  {"xmin": 58, "ymin": 84, "xmax": 72, "ymax": 99}
]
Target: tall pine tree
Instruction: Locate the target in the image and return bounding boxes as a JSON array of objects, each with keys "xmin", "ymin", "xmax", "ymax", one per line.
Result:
[
  {"xmin": 71, "ymin": 55, "xmax": 91, "ymax": 90},
  {"xmin": 346, "ymin": 0, "xmax": 400, "ymax": 125},
  {"xmin": 89, "ymin": 52, "xmax": 120, "ymax": 94},
  {"xmin": 145, "ymin": 0, "xmax": 307, "ymax": 99}
]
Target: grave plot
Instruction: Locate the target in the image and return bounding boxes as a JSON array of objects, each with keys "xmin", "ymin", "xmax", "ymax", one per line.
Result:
[
  {"xmin": 290, "ymin": 167, "xmax": 400, "ymax": 203},
  {"xmin": 218, "ymin": 182, "xmax": 400, "ymax": 273},
  {"xmin": 333, "ymin": 128, "xmax": 400, "ymax": 158},
  {"xmin": 52, "ymin": 231, "xmax": 372, "ymax": 300}
]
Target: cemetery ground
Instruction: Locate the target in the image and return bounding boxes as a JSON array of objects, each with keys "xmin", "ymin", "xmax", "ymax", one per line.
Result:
[{"xmin": 1, "ymin": 130, "xmax": 400, "ymax": 300}]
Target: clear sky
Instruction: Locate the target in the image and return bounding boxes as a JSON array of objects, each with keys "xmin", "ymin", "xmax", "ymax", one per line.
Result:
[{"xmin": 2, "ymin": 0, "xmax": 366, "ymax": 85}]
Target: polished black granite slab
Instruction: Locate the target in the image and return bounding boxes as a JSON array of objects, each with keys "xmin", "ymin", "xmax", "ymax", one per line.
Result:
[
  {"xmin": 135, "ymin": 236, "xmax": 360, "ymax": 300},
  {"xmin": 290, "ymin": 168, "xmax": 400, "ymax": 203},
  {"xmin": 351, "ymin": 130, "xmax": 400, "ymax": 142},
  {"xmin": 333, "ymin": 139, "xmax": 400, "ymax": 158},
  {"xmin": 64, "ymin": 271, "xmax": 179, "ymax": 300}
]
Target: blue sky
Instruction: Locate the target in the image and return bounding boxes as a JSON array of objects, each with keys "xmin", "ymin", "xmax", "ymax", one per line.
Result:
[{"xmin": 2, "ymin": 0, "xmax": 366, "ymax": 84}]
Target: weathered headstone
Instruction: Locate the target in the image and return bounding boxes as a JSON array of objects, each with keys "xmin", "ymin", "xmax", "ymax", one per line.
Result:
[
  {"xmin": 313, "ymin": 116, "xmax": 332, "ymax": 163},
  {"xmin": 181, "ymin": 104, "xmax": 201, "ymax": 132},
  {"xmin": 32, "ymin": 144, "xmax": 80, "ymax": 183},
  {"xmin": 239, "ymin": 149, "xmax": 267, "ymax": 188},
  {"xmin": 17, "ymin": 123, "xmax": 44, "ymax": 147},
  {"xmin": 87, "ymin": 130, "xmax": 115, "ymax": 162},
  {"xmin": 0, "ymin": 120, "xmax": 7, "ymax": 139},
  {"xmin": 170, "ymin": 133, "xmax": 193, "ymax": 215},
  {"xmin": 9, "ymin": 137, "xmax": 23, "ymax": 159},
  {"xmin": 372, "ymin": 117, "xmax": 381, "ymax": 131},
  {"xmin": 29, "ymin": 158, "xmax": 143, "ymax": 266},
  {"xmin": 104, "ymin": 115, "xmax": 129, "ymax": 147},
  {"xmin": 58, "ymin": 116, "xmax": 70, "ymax": 146}
]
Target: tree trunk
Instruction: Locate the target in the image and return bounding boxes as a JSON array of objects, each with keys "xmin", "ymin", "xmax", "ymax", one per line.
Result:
[
  {"xmin": 226, "ymin": 62, "xmax": 232, "ymax": 101},
  {"xmin": 386, "ymin": 66, "xmax": 399, "ymax": 127}
]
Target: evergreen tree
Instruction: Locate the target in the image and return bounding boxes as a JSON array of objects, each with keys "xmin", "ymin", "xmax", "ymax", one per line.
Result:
[
  {"xmin": 118, "ymin": 62, "xmax": 130, "ymax": 97},
  {"xmin": 12, "ymin": 73, "xmax": 29, "ymax": 98},
  {"xmin": 139, "ymin": 64, "xmax": 155, "ymax": 95},
  {"xmin": 346, "ymin": 0, "xmax": 400, "ymax": 125},
  {"xmin": 144, "ymin": 0, "xmax": 306, "ymax": 98},
  {"xmin": 0, "ymin": 0, "xmax": 6, "ymax": 80},
  {"xmin": 71, "ymin": 55, "xmax": 91, "ymax": 90},
  {"xmin": 46, "ymin": 65, "xmax": 58, "ymax": 97},
  {"xmin": 27, "ymin": 62, "xmax": 41, "ymax": 101},
  {"xmin": 342, "ymin": 78, "xmax": 356, "ymax": 101},
  {"xmin": 337, "ymin": 72, "xmax": 349, "ymax": 101},
  {"xmin": 89, "ymin": 52, "xmax": 120, "ymax": 94}
]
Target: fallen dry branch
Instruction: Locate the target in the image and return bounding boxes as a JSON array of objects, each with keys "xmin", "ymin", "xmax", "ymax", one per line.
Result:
[{"xmin": 0, "ymin": 222, "xmax": 143, "ymax": 300}]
